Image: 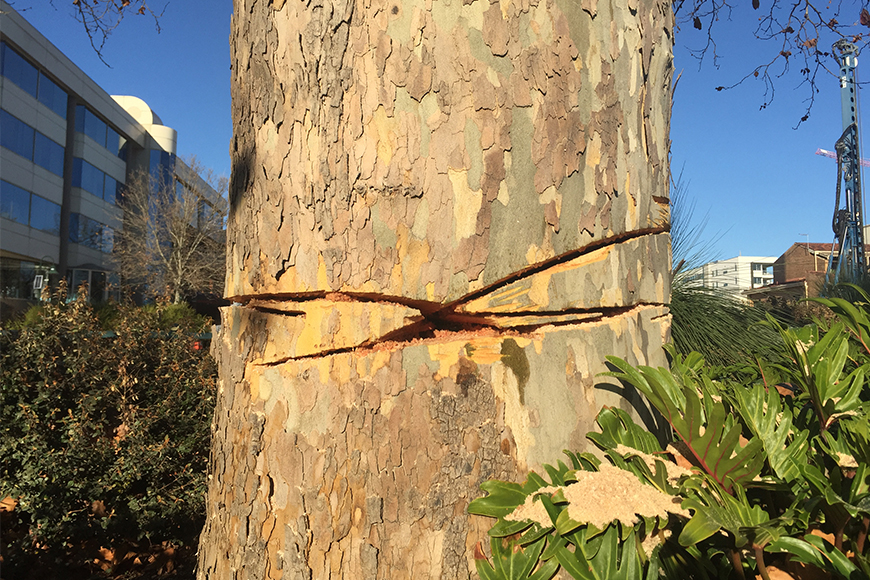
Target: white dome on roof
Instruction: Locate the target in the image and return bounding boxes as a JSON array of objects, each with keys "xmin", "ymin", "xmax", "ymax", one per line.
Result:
[
  {"xmin": 111, "ymin": 95, "xmax": 164, "ymax": 126},
  {"xmin": 111, "ymin": 95, "xmax": 175, "ymax": 154}
]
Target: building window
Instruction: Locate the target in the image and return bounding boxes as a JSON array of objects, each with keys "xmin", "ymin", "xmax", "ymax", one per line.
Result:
[
  {"xmin": 0, "ymin": 257, "xmax": 54, "ymax": 299},
  {"xmin": 104, "ymin": 174, "xmax": 118, "ymax": 204},
  {"xmin": 37, "ymin": 74, "xmax": 67, "ymax": 118},
  {"xmin": 0, "ymin": 41, "xmax": 37, "ymax": 98},
  {"xmin": 72, "ymin": 158, "xmax": 120, "ymax": 203},
  {"xmin": 75, "ymin": 105, "xmax": 107, "ymax": 147},
  {"xmin": 0, "ymin": 180, "xmax": 60, "ymax": 235},
  {"xmin": 1, "ymin": 109, "xmax": 35, "ymax": 159},
  {"xmin": 29, "ymin": 194, "xmax": 61, "ymax": 235},
  {"xmin": 75, "ymin": 105, "xmax": 123, "ymax": 157},
  {"xmin": 69, "ymin": 212, "xmax": 113, "ymax": 253},
  {"xmin": 102, "ymin": 227, "xmax": 114, "ymax": 253},
  {"xmin": 106, "ymin": 126, "xmax": 121, "ymax": 156},
  {"xmin": 0, "ymin": 109, "xmax": 64, "ymax": 177},
  {"xmin": 73, "ymin": 158, "xmax": 103, "ymax": 199},
  {"xmin": 0, "ymin": 180, "xmax": 30, "ymax": 225},
  {"xmin": 66, "ymin": 268, "xmax": 118, "ymax": 302},
  {"xmin": 753, "ymin": 277, "xmax": 762, "ymax": 285},
  {"xmin": 1, "ymin": 42, "xmax": 68, "ymax": 119},
  {"xmin": 150, "ymin": 149, "xmax": 176, "ymax": 189},
  {"xmin": 70, "ymin": 213, "xmax": 101, "ymax": 250},
  {"xmin": 34, "ymin": 132, "xmax": 64, "ymax": 176}
]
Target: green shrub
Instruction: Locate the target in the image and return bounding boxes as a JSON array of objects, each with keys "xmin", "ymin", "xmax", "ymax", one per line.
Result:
[
  {"xmin": 470, "ymin": 296, "xmax": 870, "ymax": 580},
  {"xmin": 0, "ymin": 283, "xmax": 216, "ymax": 577},
  {"xmin": 142, "ymin": 300, "xmax": 210, "ymax": 329}
]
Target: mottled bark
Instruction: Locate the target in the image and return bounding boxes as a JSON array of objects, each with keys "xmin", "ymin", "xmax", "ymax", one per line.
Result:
[{"xmin": 198, "ymin": 0, "xmax": 674, "ymax": 577}]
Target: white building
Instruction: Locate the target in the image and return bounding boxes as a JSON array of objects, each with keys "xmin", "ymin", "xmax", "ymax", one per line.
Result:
[{"xmin": 683, "ymin": 256, "xmax": 776, "ymax": 295}]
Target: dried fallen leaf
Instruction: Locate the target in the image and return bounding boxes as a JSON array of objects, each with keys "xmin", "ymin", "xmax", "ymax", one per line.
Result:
[
  {"xmin": 0, "ymin": 497, "xmax": 17, "ymax": 512},
  {"xmin": 473, "ymin": 541, "xmax": 487, "ymax": 560}
]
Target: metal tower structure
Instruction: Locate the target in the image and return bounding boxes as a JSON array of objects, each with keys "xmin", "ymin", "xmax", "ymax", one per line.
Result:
[
  {"xmin": 815, "ymin": 148, "xmax": 870, "ymax": 167},
  {"xmin": 827, "ymin": 40, "xmax": 867, "ymax": 284}
]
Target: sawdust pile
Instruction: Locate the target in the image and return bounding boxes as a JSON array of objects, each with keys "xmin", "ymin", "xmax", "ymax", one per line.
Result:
[
  {"xmin": 502, "ymin": 464, "xmax": 688, "ymax": 531},
  {"xmin": 614, "ymin": 444, "xmax": 693, "ymax": 483},
  {"xmin": 562, "ymin": 463, "xmax": 688, "ymax": 529},
  {"xmin": 503, "ymin": 486, "xmax": 561, "ymax": 527}
]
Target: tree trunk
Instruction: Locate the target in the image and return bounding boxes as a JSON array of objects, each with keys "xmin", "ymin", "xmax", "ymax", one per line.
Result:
[{"xmin": 198, "ymin": 0, "xmax": 674, "ymax": 577}]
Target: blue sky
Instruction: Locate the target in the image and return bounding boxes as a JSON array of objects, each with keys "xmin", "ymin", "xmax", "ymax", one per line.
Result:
[
  {"xmin": 671, "ymin": 5, "xmax": 867, "ymax": 260},
  {"xmin": 15, "ymin": 2, "xmax": 869, "ymax": 261},
  {"xmin": 14, "ymin": 1, "xmax": 234, "ymax": 181}
]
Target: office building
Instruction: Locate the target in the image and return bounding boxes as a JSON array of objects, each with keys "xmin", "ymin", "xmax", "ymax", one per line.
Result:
[
  {"xmin": 682, "ymin": 255, "xmax": 776, "ymax": 298},
  {"xmin": 0, "ymin": 1, "xmax": 222, "ymax": 308}
]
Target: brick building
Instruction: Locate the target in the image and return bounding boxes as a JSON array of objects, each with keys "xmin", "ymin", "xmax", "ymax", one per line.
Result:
[
  {"xmin": 745, "ymin": 242, "xmax": 870, "ymax": 301},
  {"xmin": 771, "ymin": 243, "xmax": 832, "ymax": 290}
]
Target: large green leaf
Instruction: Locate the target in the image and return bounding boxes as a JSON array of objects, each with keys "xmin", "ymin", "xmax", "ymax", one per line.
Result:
[
  {"xmin": 679, "ymin": 479, "xmax": 772, "ymax": 548},
  {"xmin": 731, "ymin": 384, "xmax": 809, "ymax": 482},
  {"xmin": 587, "ymin": 407, "xmax": 663, "ymax": 455},
  {"xmin": 767, "ymin": 533, "xmax": 865, "ymax": 579},
  {"xmin": 768, "ymin": 316, "xmax": 867, "ymax": 429},
  {"xmin": 470, "ymin": 472, "xmax": 552, "ymax": 519},
  {"xmin": 605, "ymin": 357, "xmax": 765, "ymax": 493},
  {"xmin": 803, "ymin": 427, "xmax": 870, "ymax": 520},
  {"xmin": 470, "ymin": 480, "xmax": 534, "ymax": 520},
  {"xmin": 554, "ymin": 525, "xmax": 645, "ymax": 580},
  {"xmin": 475, "ymin": 535, "xmax": 559, "ymax": 580},
  {"xmin": 811, "ymin": 285, "xmax": 870, "ymax": 356}
]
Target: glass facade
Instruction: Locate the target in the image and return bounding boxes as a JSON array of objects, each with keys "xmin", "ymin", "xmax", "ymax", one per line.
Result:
[
  {"xmin": 0, "ymin": 179, "xmax": 61, "ymax": 235},
  {"xmin": 104, "ymin": 174, "xmax": 118, "ymax": 204},
  {"xmin": 0, "ymin": 41, "xmax": 37, "ymax": 98},
  {"xmin": 0, "ymin": 258, "xmax": 51, "ymax": 300},
  {"xmin": 0, "ymin": 109, "xmax": 34, "ymax": 159},
  {"xmin": 73, "ymin": 157, "xmax": 103, "ymax": 198},
  {"xmin": 0, "ymin": 109, "xmax": 65, "ymax": 177},
  {"xmin": 0, "ymin": 180, "xmax": 30, "ymax": 224},
  {"xmin": 0, "ymin": 42, "xmax": 67, "ymax": 119},
  {"xmin": 37, "ymin": 74, "xmax": 67, "ymax": 118},
  {"xmin": 72, "ymin": 157, "xmax": 120, "ymax": 203},
  {"xmin": 66, "ymin": 268, "xmax": 118, "ymax": 303},
  {"xmin": 106, "ymin": 126, "xmax": 121, "ymax": 156},
  {"xmin": 29, "ymin": 194, "xmax": 61, "ymax": 235},
  {"xmin": 33, "ymin": 132, "xmax": 64, "ymax": 175},
  {"xmin": 75, "ymin": 105, "xmax": 106, "ymax": 146},
  {"xmin": 75, "ymin": 104, "xmax": 123, "ymax": 157},
  {"xmin": 150, "ymin": 149, "xmax": 176, "ymax": 189},
  {"xmin": 69, "ymin": 212, "xmax": 113, "ymax": 253}
]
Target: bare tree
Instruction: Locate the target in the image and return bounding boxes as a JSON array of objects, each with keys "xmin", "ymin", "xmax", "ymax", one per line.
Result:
[
  {"xmin": 113, "ymin": 156, "xmax": 226, "ymax": 303},
  {"xmin": 676, "ymin": 1, "xmax": 870, "ymax": 122}
]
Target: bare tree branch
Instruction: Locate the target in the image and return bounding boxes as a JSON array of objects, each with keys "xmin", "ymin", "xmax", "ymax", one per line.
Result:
[
  {"xmin": 44, "ymin": 0, "xmax": 167, "ymax": 66},
  {"xmin": 113, "ymin": 156, "xmax": 226, "ymax": 303},
  {"xmin": 676, "ymin": 0, "xmax": 870, "ymax": 124}
]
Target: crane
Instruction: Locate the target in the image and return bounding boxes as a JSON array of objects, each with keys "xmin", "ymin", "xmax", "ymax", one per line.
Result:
[
  {"xmin": 815, "ymin": 148, "xmax": 870, "ymax": 167},
  {"xmin": 826, "ymin": 40, "xmax": 867, "ymax": 285}
]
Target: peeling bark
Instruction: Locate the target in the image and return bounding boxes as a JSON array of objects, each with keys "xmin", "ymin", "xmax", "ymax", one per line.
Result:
[{"xmin": 199, "ymin": 0, "xmax": 675, "ymax": 577}]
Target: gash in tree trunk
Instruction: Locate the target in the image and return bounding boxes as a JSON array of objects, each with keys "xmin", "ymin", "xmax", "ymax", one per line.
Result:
[{"xmin": 198, "ymin": 0, "xmax": 674, "ymax": 577}]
